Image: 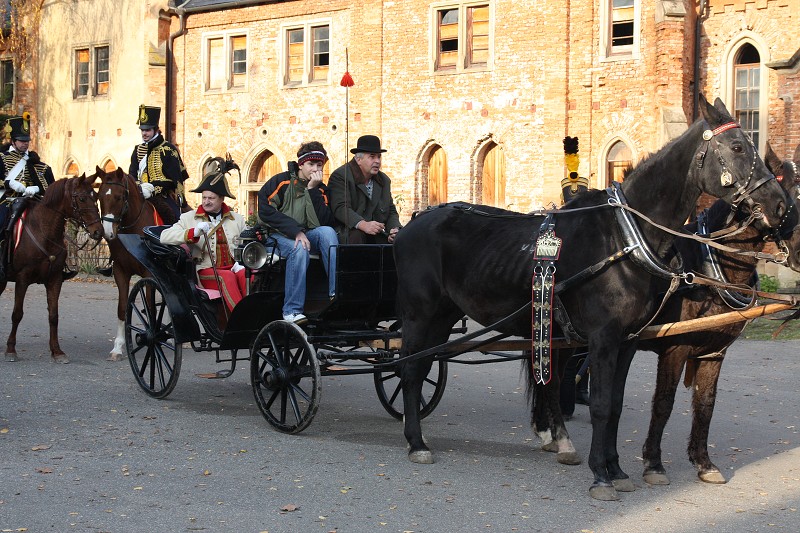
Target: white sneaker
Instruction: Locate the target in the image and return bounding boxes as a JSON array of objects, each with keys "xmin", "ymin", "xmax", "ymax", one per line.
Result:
[{"xmin": 282, "ymin": 313, "xmax": 307, "ymax": 324}]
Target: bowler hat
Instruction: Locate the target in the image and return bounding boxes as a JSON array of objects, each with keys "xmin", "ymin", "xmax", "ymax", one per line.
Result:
[
  {"xmin": 350, "ymin": 135, "xmax": 387, "ymax": 154},
  {"xmin": 137, "ymin": 104, "xmax": 161, "ymax": 130},
  {"xmin": 6, "ymin": 114, "xmax": 31, "ymax": 142}
]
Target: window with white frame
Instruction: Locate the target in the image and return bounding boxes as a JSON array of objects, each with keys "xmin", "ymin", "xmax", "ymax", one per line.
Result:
[
  {"xmin": 73, "ymin": 44, "xmax": 110, "ymax": 99},
  {"xmin": 433, "ymin": 2, "xmax": 491, "ymax": 72},
  {"xmin": 601, "ymin": 0, "xmax": 640, "ymax": 60},
  {"xmin": 733, "ymin": 43, "xmax": 761, "ymax": 148},
  {"xmin": 204, "ymin": 31, "xmax": 248, "ymax": 92},
  {"xmin": 283, "ymin": 22, "xmax": 330, "ymax": 87},
  {"xmin": 0, "ymin": 59, "xmax": 14, "ymax": 108}
]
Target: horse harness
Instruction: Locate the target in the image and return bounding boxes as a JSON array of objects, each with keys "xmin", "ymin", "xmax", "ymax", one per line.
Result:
[{"xmin": 100, "ymin": 177, "xmax": 150, "ymax": 231}]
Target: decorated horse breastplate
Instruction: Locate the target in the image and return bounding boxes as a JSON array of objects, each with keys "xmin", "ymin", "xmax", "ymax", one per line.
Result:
[
  {"xmin": 606, "ymin": 182, "xmax": 683, "ymax": 278},
  {"xmin": 531, "ymin": 215, "xmax": 561, "ymax": 385},
  {"xmin": 697, "ymin": 210, "xmax": 754, "ymax": 309}
]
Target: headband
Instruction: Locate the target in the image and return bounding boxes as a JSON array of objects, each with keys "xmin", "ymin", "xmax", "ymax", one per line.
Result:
[{"xmin": 297, "ymin": 150, "xmax": 328, "ymax": 166}]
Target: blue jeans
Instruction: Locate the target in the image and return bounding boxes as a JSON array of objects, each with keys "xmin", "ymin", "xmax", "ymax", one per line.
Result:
[{"xmin": 272, "ymin": 226, "xmax": 338, "ymax": 316}]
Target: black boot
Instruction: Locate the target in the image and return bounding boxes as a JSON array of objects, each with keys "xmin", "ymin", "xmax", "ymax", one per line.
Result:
[{"xmin": 96, "ymin": 262, "xmax": 113, "ymax": 277}]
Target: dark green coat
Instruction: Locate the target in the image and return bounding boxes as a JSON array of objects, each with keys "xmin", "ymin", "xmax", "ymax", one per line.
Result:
[{"xmin": 329, "ymin": 159, "xmax": 400, "ymax": 242}]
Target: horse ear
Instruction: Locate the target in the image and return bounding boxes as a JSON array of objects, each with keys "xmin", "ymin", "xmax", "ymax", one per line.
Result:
[
  {"xmin": 699, "ymin": 94, "xmax": 725, "ymax": 126},
  {"xmin": 96, "ymin": 165, "xmax": 103, "ymax": 174},
  {"xmin": 764, "ymin": 141, "xmax": 782, "ymax": 175}
]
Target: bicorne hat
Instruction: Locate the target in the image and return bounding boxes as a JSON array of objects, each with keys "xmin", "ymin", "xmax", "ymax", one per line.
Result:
[
  {"xmin": 6, "ymin": 113, "xmax": 31, "ymax": 142},
  {"xmin": 191, "ymin": 157, "xmax": 237, "ymax": 199},
  {"xmin": 350, "ymin": 135, "xmax": 387, "ymax": 154},
  {"xmin": 137, "ymin": 104, "xmax": 161, "ymax": 130}
]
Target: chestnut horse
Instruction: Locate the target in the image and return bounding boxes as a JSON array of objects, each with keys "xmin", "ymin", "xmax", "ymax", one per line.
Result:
[
  {"xmin": 640, "ymin": 142, "xmax": 800, "ymax": 486},
  {"xmin": 1, "ymin": 174, "xmax": 104, "ymax": 362},
  {"xmin": 94, "ymin": 167, "xmax": 158, "ymax": 361}
]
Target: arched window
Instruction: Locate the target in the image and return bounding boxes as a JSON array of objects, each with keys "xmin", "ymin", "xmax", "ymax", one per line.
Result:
[
  {"xmin": 734, "ymin": 43, "xmax": 760, "ymax": 148},
  {"xmin": 102, "ymin": 159, "xmax": 116, "ymax": 172},
  {"xmin": 427, "ymin": 145, "xmax": 448, "ymax": 206},
  {"xmin": 244, "ymin": 149, "xmax": 282, "ymax": 222},
  {"xmin": 65, "ymin": 159, "xmax": 79, "ymax": 178},
  {"xmin": 605, "ymin": 140, "xmax": 632, "ymax": 186},
  {"xmin": 480, "ymin": 142, "xmax": 505, "ymax": 207}
]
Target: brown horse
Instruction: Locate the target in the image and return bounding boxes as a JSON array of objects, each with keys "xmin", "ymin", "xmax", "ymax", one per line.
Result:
[
  {"xmin": 94, "ymin": 167, "xmax": 159, "ymax": 361},
  {"xmin": 1, "ymin": 174, "xmax": 104, "ymax": 363},
  {"xmin": 640, "ymin": 142, "xmax": 800, "ymax": 485}
]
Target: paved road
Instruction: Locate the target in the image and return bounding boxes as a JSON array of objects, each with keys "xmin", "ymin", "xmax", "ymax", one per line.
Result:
[{"xmin": 1, "ymin": 278, "xmax": 799, "ymax": 532}]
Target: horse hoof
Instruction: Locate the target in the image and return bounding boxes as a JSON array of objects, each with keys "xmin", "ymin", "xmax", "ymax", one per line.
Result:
[
  {"xmin": 107, "ymin": 352, "xmax": 125, "ymax": 362},
  {"xmin": 698, "ymin": 469, "xmax": 727, "ymax": 484},
  {"xmin": 643, "ymin": 471, "xmax": 670, "ymax": 485},
  {"xmin": 612, "ymin": 477, "xmax": 635, "ymax": 492},
  {"xmin": 52, "ymin": 355, "xmax": 70, "ymax": 364},
  {"xmin": 542, "ymin": 441, "xmax": 559, "ymax": 453},
  {"xmin": 556, "ymin": 451, "xmax": 582, "ymax": 465},
  {"xmin": 5, "ymin": 353, "xmax": 18, "ymax": 362},
  {"xmin": 589, "ymin": 483, "xmax": 619, "ymax": 501},
  {"xmin": 409, "ymin": 450, "xmax": 434, "ymax": 464}
]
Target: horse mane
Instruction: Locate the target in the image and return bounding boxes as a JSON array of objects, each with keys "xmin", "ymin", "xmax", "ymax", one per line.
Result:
[{"xmin": 41, "ymin": 176, "xmax": 71, "ymax": 210}]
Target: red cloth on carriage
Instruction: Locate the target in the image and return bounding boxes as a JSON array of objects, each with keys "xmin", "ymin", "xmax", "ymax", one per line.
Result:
[{"xmin": 196, "ymin": 266, "xmax": 246, "ymax": 312}]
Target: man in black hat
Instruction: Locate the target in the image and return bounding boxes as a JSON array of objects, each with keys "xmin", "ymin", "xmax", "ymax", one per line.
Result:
[
  {"xmin": 129, "ymin": 104, "xmax": 190, "ymax": 225},
  {"xmin": 329, "ymin": 135, "xmax": 401, "ymax": 244},
  {"xmin": 0, "ymin": 113, "xmax": 55, "ymax": 280},
  {"xmin": 160, "ymin": 160, "xmax": 246, "ymax": 313}
]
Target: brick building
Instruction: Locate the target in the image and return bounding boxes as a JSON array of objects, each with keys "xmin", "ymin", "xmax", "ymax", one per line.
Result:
[{"xmin": 166, "ymin": 0, "xmax": 798, "ymax": 224}]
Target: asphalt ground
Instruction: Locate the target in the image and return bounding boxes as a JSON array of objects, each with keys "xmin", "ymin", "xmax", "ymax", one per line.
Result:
[{"xmin": 1, "ymin": 278, "xmax": 799, "ymax": 532}]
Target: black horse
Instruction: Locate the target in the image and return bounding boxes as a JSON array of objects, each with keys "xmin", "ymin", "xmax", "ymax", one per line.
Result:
[
  {"xmin": 393, "ymin": 95, "xmax": 794, "ymax": 500},
  {"xmin": 640, "ymin": 142, "xmax": 800, "ymax": 486}
]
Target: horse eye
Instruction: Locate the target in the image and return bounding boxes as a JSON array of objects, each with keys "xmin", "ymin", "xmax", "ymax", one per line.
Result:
[{"xmin": 731, "ymin": 143, "xmax": 743, "ymax": 153}]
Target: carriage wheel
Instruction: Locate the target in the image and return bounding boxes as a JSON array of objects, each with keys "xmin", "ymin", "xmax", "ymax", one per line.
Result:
[
  {"xmin": 250, "ymin": 320, "xmax": 321, "ymax": 434},
  {"xmin": 125, "ymin": 278, "xmax": 182, "ymax": 399},
  {"xmin": 374, "ymin": 360, "xmax": 448, "ymax": 421}
]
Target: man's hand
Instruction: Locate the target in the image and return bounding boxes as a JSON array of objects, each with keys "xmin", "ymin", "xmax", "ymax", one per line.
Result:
[
  {"xmin": 232, "ymin": 262, "xmax": 245, "ymax": 273},
  {"xmin": 140, "ymin": 182, "xmax": 155, "ymax": 199},
  {"xmin": 23, "ymin": 186, "xmax": 39, "ymax": 197},
  {"xmin": 307, "ymin": 169, "xmax": 324, "ymax": 189},
  {"xmin": 295, "ymin": 232, "xmax": 311, "ymax": 251},
  {"xmin": 357, "ymin": 220, "xmax": 385, "ymax": 235},
  {"xmin": 387, "ymin": 227, "xmax": 400, "ymax": 243},
  {"xmin": 195, "ymin": 221, "xmax": 211, "ymax": 234}
]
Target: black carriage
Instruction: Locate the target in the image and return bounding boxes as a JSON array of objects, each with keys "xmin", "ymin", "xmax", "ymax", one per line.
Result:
[{"xmin": 119, "ymin": 226, "xmax": 457, "ymax": 433}]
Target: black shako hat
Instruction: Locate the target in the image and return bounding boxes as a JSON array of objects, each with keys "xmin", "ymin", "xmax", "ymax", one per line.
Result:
[
  {"xmin": 350, "ymin": 135, "xmax": 387, "ymax": 154},
  {"xmin": 137, "ymin": 105, "xmax": 161, "ymax": 130},
  {"xmin": 6, "ymin": 113, "xmax": 31, "ymax": 142}
]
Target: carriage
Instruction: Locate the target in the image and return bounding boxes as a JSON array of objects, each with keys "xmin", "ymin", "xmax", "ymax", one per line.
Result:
[{"xmin": 119, "ymin": 225, "xmax": 467, "ymax": 433}]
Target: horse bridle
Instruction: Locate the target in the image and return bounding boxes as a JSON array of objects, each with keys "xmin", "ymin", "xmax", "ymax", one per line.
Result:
[
  {"xmin": 696, "ymin": 121, "xmax": 775, "ymax": 228},
  {"xmin": 100, "ymin": 176, "xmax": 146, "ymax": 231}
]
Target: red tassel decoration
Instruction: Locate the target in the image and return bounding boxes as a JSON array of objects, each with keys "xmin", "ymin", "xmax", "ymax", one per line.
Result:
[{"xmin": 340, "ymin": 71, "xmax": 354, "ymax": 87}]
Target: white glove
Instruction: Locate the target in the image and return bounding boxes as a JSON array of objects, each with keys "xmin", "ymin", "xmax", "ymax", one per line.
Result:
[
  {"xmin": 195, "ymin": 221, "xmax": 211, "ymax": 234},
  {"xmin": 23, "ymin": 186, "xmax": 39, "ymax": 197},
  {"xmin": 231, "ymin": 262, "xmax": 244, "ymax": 273},
  {"xmin": 140, "ymin": 182, "xmax": 155, "ymax": 199},
  {"xmin": 6, "ymin": 179, "xmax": 26, "ymax": 194}
]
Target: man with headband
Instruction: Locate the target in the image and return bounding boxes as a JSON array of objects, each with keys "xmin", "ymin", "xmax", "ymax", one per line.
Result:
[{"xmin": 257, "ymin": 141, "xmax": 337, "ymax": 324}]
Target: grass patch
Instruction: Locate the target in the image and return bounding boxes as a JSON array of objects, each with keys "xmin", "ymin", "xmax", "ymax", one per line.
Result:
[{"xmin": 742, "ymin": 315, "xmax": 800, "ymax": 341}]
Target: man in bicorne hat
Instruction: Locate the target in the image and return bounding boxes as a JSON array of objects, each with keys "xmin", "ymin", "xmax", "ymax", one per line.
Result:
[
  {"xmin": 328, "ymin": 135, "xmax": 401, "ymax": 244},
  {"xmin": 0, "ymin": 113, "xmax": 55, "ymax": 280},
  {"xmin": 160, "ymin": 160, "xmax": 246, "ymax": 313},
  {"xmin": 130, "ymin": 104, "xmax": 190, "ymax": 225}
]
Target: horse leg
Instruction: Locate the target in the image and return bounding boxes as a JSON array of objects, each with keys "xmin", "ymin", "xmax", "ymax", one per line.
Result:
[
  {"xmin": 108, "ymin": 267, "xmax": 130, "ymax": 361},
  {"xmin": 399, "ymin": 352, "xmax": 436, "ymax": 463},
  {"xmin": 689, "ymin": 356, "xmax": 726, "ymax": 484},
  {"xmin": 603, "ymin": 341, "xmax": 637, "ymax": 493},
  {"xmin": 45, "ymin": 277, "xmax": 68, "ymax": 363},
  {"xmin": 585, "ymin": 329, "xmax": 625, "ymax": 501},
  {"xmin": 5, "ymin": 281, "xmax": 30, "ymax": 361},
  {"xmin": 642, "ymin": 346, "xmax": 686, "ymax": 485}
]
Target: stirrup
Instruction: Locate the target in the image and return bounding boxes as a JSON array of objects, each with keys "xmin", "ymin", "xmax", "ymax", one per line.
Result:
[{"xmin": 96, "ymin": 264, "xmax": 113, "ymax": 277}]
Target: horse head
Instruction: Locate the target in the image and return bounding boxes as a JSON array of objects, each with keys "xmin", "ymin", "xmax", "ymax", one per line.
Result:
[
  {"xmin": 764, "ymin": 141, "xmax": 800, "ymax": 271},
  {"xmin": 696, "ymin": 94, "xmax": 791, "ymax": 235},
  {"xmin": 64, "ymin": 173, "xmax": 103, "ymax": 241},
  {"xmin": 96, "ymin": 166, "xmax": 135, "ymax": 240}
]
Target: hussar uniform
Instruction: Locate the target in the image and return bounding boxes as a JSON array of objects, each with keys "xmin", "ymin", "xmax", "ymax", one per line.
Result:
[{"xmin": 129, "ymin": 105, "xmax": 189, "ymax": 224}]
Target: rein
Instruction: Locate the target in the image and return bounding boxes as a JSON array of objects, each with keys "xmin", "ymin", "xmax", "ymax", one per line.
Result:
[{"xmin": 100, "ymin": 177, "xmax": 148, "ymax": 231}]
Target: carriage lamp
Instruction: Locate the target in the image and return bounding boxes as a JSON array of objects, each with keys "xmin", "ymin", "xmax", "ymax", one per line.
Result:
[{"xmin": 240, "ymin": 241, "xmax": 268, "ymax": 270}]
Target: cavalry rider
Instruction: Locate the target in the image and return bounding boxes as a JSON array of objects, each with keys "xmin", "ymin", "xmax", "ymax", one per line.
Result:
[
  {"xmin": 160, "ymin": 162, "xmax": 246, "ymax": 314},
  {"xmin": 130, "ymin": 104, "xmax": 190, "ymax": 225},
  {"xmin": 0, "ymin": 113, "xmax": 55, "ymax": 280},
  {"xmin": 257, "ymin": 141, "xmax": 338, "ymax": 324}
]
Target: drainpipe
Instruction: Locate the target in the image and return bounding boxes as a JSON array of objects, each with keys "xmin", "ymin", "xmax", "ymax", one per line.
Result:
[
  {"xmin": 165, "ymin": 2, "xmax": 190, "ymax": 143},
  {"xmin": 692, "ymin": 0, "xmax": 708, "ymax": 121}
]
